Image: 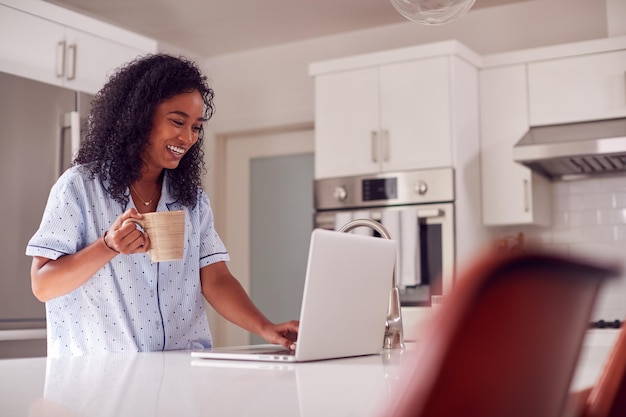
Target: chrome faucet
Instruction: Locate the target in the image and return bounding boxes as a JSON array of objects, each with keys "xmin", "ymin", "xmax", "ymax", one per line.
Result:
[{"xmin": 337, "ymin": 219, "xmax": 405, "ymax": 350}]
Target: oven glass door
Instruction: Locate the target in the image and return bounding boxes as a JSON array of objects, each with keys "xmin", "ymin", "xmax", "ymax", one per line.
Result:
[{"xmin": 314, "ymin": 202, "xmax": 455, "ymax": 307}]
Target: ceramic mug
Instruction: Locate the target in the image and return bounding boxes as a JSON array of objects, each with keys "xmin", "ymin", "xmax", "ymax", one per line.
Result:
[{"xmin": 123, "ymin": 211, "xmax": 185, "ymax": 262}]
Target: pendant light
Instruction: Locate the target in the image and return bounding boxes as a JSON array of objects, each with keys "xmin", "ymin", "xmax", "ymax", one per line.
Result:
[{"xmin": 390, "ymin": 0, "xmax": 477, "ymax": 25}]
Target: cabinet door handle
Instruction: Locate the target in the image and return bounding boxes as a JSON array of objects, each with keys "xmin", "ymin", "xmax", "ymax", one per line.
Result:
[
  {"xmin": 416, "ymin": 208, "xmax": 443, "ymax": 219},
  {"xmin": 382, "ymin": 129, "xmax": 390, "ymax": 162},
  {"xmin": 523, "ymin": 178, "xmax": 530, "ymax": 212},
  {"xmin": 66, "ymin": 44, "xmax": 77, "ymax": 80},
  {"xmin": 56, "ymin": 40, "xmax": 66, "ymax": 78},
  {"xmin": 371, "ymin": 130, "xmax": 378, "ymax": 163}
]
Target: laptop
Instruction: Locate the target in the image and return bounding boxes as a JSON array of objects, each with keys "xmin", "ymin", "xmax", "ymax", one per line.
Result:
[{"xmin": 191, "ymin": 228, "xmax": 397, "ymax": 362}]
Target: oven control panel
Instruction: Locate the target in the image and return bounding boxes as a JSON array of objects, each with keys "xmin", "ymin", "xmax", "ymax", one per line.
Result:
[{"xmin": 314, "ymin": 167, "xmax": 454, "ymax": 210}]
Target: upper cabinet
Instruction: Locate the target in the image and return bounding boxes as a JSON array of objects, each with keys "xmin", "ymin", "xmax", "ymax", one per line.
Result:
[
  {"xmin": 0, "ymin": 1, "xmax": 157, "ymax": 95},
  {"xmin": 310, "ymin": 42, "xmax": 481, "ymax": 180},
  {"xmin": 528, "ymin": 50, "xmax": 626, "ymax": 125},
  {"xmin": 0, "ymin": 5, "xmax": 65, "ymax": 87},
  {"xmin": 60, "ymin": 28, "xmax": 148, "ymax": 94},
  {"xmin": 480, "ymin": 65, "xmax": 551, "ymax": 227},
  {"xmin": 310, "ymin": 42, "xmax": 485, "ymax": 265}
]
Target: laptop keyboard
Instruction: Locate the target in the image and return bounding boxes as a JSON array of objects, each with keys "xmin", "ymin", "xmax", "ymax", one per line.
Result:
[{"xmin": 265, "ymin": 348, "xmax": 295, "ymax": 356}]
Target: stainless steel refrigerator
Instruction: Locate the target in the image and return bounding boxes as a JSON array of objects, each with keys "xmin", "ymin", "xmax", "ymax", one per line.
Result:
[{"xmin": 0, "ymin": 71, "xmax": 92, "ymax": 358}]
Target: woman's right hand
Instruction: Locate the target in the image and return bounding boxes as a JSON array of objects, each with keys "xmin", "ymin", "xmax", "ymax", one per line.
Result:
[{"xmin": 103, "ymin": 208, "xmax": 151, "ymax": 255}]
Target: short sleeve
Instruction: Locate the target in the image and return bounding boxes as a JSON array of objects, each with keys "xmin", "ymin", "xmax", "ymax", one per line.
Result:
[
  {"xmin": 25, "ymin": 169, "xmax": 88, "ymax": 260},
  {"xmin": 197, "ymin": 190, "xmax": 229, "ymax": 268}
]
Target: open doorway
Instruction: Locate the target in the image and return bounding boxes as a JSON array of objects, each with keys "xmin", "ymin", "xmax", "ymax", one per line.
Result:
[{"xmin": 211, "ymin": 124, "xmax": 314, "ymax": 346}]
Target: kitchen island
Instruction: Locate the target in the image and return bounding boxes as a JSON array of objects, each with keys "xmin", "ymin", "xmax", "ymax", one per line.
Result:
[{"xmin": 0, "ymin": 332, "xmax": 618, "ymax": 417}]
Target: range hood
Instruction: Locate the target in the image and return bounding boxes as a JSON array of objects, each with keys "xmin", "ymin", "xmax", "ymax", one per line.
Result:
[{"xmin": 513, "ymin": 118, "xmax": 626, "ymax": 180}]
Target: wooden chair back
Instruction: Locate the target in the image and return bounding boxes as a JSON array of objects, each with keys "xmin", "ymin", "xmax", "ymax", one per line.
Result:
[{"xmin": 384, "ymin": 249, "xmax": 620, "ymax": 417}]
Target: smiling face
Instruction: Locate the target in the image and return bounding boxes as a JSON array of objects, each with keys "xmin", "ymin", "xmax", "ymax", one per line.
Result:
[{"xmin": 141, "ymin": 90, "xmax": 206, "ymax": 173}]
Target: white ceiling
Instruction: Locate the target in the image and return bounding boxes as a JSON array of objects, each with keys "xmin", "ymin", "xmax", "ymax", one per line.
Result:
[{"xmin": 43, "ymin": 0, "xmax": 526, "ymax": 57}]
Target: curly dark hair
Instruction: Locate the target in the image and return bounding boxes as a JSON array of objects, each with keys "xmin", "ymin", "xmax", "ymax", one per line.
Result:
[{"xmin": 74, "ymin": 53, "xmax": 215, "ymax": 208}]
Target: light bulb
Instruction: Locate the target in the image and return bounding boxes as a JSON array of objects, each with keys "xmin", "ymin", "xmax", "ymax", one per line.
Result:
[{"xmin": 390, "ymin": 0, "xmax": 477, "ymax": 25}]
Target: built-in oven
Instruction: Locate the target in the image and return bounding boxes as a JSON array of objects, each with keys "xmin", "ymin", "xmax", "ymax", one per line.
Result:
[{"xmin": 313, "ymin": 167, "xmax": 455, "ymax": 340}]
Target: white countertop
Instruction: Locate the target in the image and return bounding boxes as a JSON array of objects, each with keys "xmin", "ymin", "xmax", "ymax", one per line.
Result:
[
  {"xmin": 0, "ymin": 332, "xmax": 618, "ymax": 417},
  {"xmin": 1, "ymin": 348, "xmax": 413, "ymax": 417}
]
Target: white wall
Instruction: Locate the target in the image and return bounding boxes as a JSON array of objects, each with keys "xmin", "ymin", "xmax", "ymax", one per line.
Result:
[{"xmin": 201, "ymin": 0, "xmax": 608, "ymax": 136}]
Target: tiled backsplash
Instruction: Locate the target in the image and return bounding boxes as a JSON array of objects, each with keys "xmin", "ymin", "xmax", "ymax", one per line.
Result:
[{"xmin": 495, "ymin": 175, "xmax": 626, "ymax": 322}]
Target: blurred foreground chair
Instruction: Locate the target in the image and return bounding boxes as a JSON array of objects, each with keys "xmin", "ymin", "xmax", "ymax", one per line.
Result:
[
  {"xmin": 384, "ymin": 249, "xmax": 620, "ymax": 417},
  {"xmin": 577, "ymin": 322, "xmax": 626, "ymax": 417}
]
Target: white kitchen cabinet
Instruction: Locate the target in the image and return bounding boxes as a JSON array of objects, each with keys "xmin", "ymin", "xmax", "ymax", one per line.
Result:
[
  {"xmin": 528, "ymin": 50, "xmax": 626, "ymax": 126},
  {"xmin": 313, "ymin": 55, "xmax": 470, "ymax": 179},
  {"xmin": 62, "ymin": 28, "xmax": 145, "ymax": 94},
  {"xmin": 311, "ymin": 41, "xmax": 485, "ymax": 276},
  {"xmin": 0, "ymin": 2, "xmax": 155, "ymax": 95},
  {"xmin": 0, "ymin": 5, "xmax": 64, "ymax": 87},
  {"xmin": 479, "ymin": 36, "xmax": 626, "ymax": 226},
  {"xmin": 313, "ymin": 67, "xmax": 380, "ymax": 178},
  {"xmin": 480, "ymin": 64, "xmax": 552, "ymax": 226}
]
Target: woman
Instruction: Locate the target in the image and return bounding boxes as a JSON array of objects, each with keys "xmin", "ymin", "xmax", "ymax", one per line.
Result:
[{"xmin": 26, "ymin": 54, "xmax": 298, "ymax": 357}]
